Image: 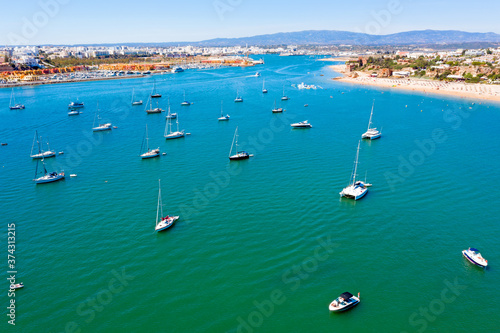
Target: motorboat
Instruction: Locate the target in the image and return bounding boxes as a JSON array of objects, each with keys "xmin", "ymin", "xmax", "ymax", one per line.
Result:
[
  {"xmin": 462, "ymin": 248, "xmax": 488, "ymax": 268},
  {"xmin": 329, "ymin": 292, "xmax": 360, "ymax": 312},
  {"xmin": 68, "ymin": 109, "xmax": 80, "ymax": 115},
  {"xmin": 291, "ymin": 120, "xmax": 312, "ymax": 128},
  {"xmin": 68, "ymin": 101, "xmax": 84, "ymax": 108},
  {"xmin": 10, "ymin": 283, "xmax": 23, "ymax": 290}
]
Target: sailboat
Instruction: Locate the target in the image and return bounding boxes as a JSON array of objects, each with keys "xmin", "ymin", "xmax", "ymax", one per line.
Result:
[
  {"xmin": 218, "ymin": 101, "xmax": 230, "ymax": 121},
  {"xmin": 164, "ymin": 114, "xmax": 185, "ymax": 140},
  {"xmin": 131, "ymin": 88, "xmax": 143, "ymax": 105},
  {"xmin": 165, "ymin": 99, "xmax": 177, "ymax": 119},
  {"xmin": 281, "ymin": 85, "xmax": 289, "ymax": 101},
  {"xmin": 234, "ymin": 90, "xmax": 243, "ymax": 103},
  {"xmin": 272, "ymin": 100, "xmax": 283, "ymax": 113},
  {"xmin": 145, "ymin": 96, "xmax": 163, "ymax": 114},
  {"xmin": 181, "ymin": 91, "xmax": 191, "ymax": 106},
  {"xmin": 151, "ymin": 80, "xmax": 161, "ymax": 98},
  {"xmin": 361, "ymin": 101, "xmax": 381, "ymax": 140},
  {"xmin": 262, "ymin": 79, "xmax": 268, "ymax": 93},
  {"xmin": 92, "ymin": 102, "xmax": 112, "ymax": 132},
  {"xmin": 140, "ymin": 125, "xmax": 160, "ymax": 159},
  {"xmin": 229, "ymin": 127, "xmax": 250, "ymax": 160},
  {"xmin": 33, "ymin": 158, "xmax": 65, "ymax": 184},
  {"xmin": 155, "ymin": 179, "xmax": 179, "ymax": 232},
  {"xmin": 30, "ymin": 131, "xmax": 56, "ymax": 159},
  {"xmin": 9, "ymin": 88, "xmax": 25, "ymax": 110},
  {"xmin": 340, "ymin": 141, "xmax": 368, "ymax": 200}
]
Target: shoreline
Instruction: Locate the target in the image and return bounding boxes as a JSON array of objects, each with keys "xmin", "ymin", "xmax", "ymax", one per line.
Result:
[
  {"xmin": 0, "ymin": 74, "xmax": 148, "ymax": 89},
  {"xmin": 328, "ymin": 65, "xmax": 500, "ymax": 103}
]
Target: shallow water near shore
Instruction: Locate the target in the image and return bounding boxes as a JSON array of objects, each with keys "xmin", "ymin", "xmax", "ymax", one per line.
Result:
[{"xmin": 1, "ymin": 55, "xmax": 499, "ymax": 333}]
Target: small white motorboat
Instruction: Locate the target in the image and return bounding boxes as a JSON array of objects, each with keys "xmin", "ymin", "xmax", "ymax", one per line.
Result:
[
  {"xmin": 70, "ymin": 174, "xmax": 77, "ymax": 177},
  {"xmin": 329, "ymin": 292, "xmax": 360, "ymax": 312},
  {"xmin": 10, "ymin": 283, "xmax": 23, "ymax": 290},
  {"xmin": 462, "ymin": 248, "xmax": 488, "ymax": 268},
  {"xmin": 291, "ymin": 120, "xmax": 312, "ymax": 128},
  {"xmin": 68, "ymin": 109, "xmax": 80, "ymax": 116}
]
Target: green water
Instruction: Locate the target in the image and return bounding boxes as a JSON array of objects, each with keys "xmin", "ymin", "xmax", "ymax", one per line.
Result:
[{"xmin": 1, "ymin": 55, "xmax": 499, "ymax": 333}]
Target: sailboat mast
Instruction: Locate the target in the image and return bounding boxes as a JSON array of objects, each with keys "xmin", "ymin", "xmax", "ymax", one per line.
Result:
[
  {"xmin": 367, "ymin": 101, "xmax": 375, "ymax": 131},
  {"xmin": 131, "ymin": 88, "xmax": 134, "ymax": 103},
  {"xmin": 229, "ymin": 127, "xmax": 238, "ymax": 157},
  {"xmin": 156, "ymin": 180, "xmax": 161, "ymax": 225},
  {"xmin": 145, "ymin": 124, "xmax": 149, "ymax": 151},
  {"xmin": 221, "ymin": 100, "xmax": 223, "ymax": 117},
  {"xmin": 352, "ymin": 141, "xmax": 361, "ymax": 185}
]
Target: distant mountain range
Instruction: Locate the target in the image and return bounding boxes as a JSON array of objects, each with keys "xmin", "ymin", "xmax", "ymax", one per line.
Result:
[
  {"xmin": 62, "ymin": 30, "xmax": 500, "ymax": 48},
  {"xmin": 195, "ymin": 30, "xmax": 500, "ymax": 46}
]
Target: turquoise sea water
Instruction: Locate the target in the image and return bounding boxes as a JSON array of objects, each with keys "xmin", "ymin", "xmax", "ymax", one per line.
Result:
[{"xmin": 1, "ymin": 55, "xmax": 499, "ymax": 333}]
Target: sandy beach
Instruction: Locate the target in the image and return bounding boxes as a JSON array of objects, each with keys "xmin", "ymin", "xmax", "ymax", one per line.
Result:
[{"xmin": 328, "ymin": 65, "xmax": 500, "ymax": 103}]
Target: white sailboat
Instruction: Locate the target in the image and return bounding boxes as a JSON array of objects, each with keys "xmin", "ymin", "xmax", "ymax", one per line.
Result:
[
  {"xmin": 9, "ymin": 88, "xmax": 25, "ymax": 110},
  {"xmin": 145, "ymin": 96, "xmax": 163, "ymax": 114},
  {"xmin": 164, "ymin": 114, "xmax": 185, "ymax": 140},
  {"xmin": 262, "ymin": 79, "xmax": 268, "ymax": 93},
  {"xmin": 229, "ymin": 126, "xmax": 250, "ymax": 160},
  {"xmin": 131, "ymin": 88, "xmax": 143, "ymax": 105},
  {"xmin": 234, "ymin": 89, "xmax": 243, "ymax": 103},
  {"xmin": 281, "ymin": 85, "xmax": 289, "ymax": 101},
  {"xmin": 33, "ymin": 158, "xmax": 65, "ymax": 184},
  {"xmin": 155, "ymin": 179, "xmax": 179, "ymax": 232},
  {"xmin": 140, "ymin": 125, "xmax": 160, "ymax": 159},
  {"xmin": 218, "ymin": 101, "xmax": 230, "ymax": 121},
  {"xmin": 30, "ymin": 131, "xmax": 56, "ymax": 159},
  {"xmin": 165, "ymin": 99, "xmax": 177, "ymax": 119},
  {"xmin": 272, "ymin": 99, "xmax": 283, "ymax": 113},
  {"xmin": 92, "ymin": 102, "xmax": 112, "ymax": 132},
  {"xmin": 361, "ymin": 101, "xmax": 381, "ymax": 140},
  {"xmin": 181, "ymin": 91, "xmax": 191, "ymax": 106},
  {"xmin": 340, "ymin": 141, "xmax": 368, "ymax": 200}
]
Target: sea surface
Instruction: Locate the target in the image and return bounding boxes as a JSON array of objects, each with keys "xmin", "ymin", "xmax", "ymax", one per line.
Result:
[{"xmin": 1, "ymin": 55, "xmax": 499, "ymax": 333}]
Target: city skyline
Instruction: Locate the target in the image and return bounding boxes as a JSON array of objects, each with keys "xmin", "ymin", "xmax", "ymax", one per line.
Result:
[{"xmin": 1, "ymin": 0, "xmax": 500, "ymax": 45}]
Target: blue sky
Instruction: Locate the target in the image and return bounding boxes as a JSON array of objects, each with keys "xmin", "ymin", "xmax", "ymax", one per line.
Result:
[{"xmin": 1, "ymin": 0, "xmax": 499, "ymax": 45}]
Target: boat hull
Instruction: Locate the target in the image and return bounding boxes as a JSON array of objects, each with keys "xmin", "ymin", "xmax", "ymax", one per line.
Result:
[
  {"xmin": 462, "ymin": 250, "xmax": 487, "ymax": 267},
  {"xmin": 10, "ymin": 105, "xmax": 25, "ymax": 110},
  {"xmin": 329, "ymin": 297, "xmax": 360, "ymax": 312},
  {"xmin": 31, "ymin": 151, "xmax": 56, "ymax": 159},
  {"xmin": 35, "ymin": 173, "xmax": 65, "ymax": 184},
  {"xmin": 93, "ymin": 125, "xmax": 112, "ymax": 132},
  {"xmin": 229, "ymin": 153, "xmax": 250, "ymax": 160},
  {"xmin": 362, "ymin": 133, "xmax": 382, "ymax": 140},
  {"xmin": 141, "ymin": 149, "xmax": 160, "ymax": 159},
  {"xmin": 155, "ymin": 216, "xmax": 179, "ymax": 232},
  {"xmin": 340, "ymin": 185, "xmax": 368, "ymax": 200}
]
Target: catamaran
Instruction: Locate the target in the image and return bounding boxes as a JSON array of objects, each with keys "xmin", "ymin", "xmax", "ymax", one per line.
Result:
[
  {"xmin": 131, "ymin": 88, "xmax": 143, "ymax": 105},
  {"xmin": 33, "ymin": 158, "xmax": 65, "ymax": 184},
  {"xmin": 262, "ymin": 79, "xmax": 268, "ymax": 93},
  {"xmin": 140, "ymin": 125, "xmax": 160, "ymax": 159},
  {"xmin": 145, "ymin": 97, "xmax": 163, "ymax": 114},
  {"xmin": 281, "ymin": 85, "xmax": 289, "ymax": 101},
  {"xmin": 30, "ymin": 131, "xmax": 56, "ymax": 159},
  {"xmin": 272, "ymin": 100, "xmax": 283, "ymax": 113},
  {"xmin": 361, "ymin": 101, "xmax": 381, "ymax": 140},
  {"xmin": 181, "ymin": 91, "xmax": 191, "ymax": 106},
  {"xmin": 9, "ymin": 88, "xmax": 25, "ymax": 110},
  {"xmin": 229, "ymin": 127, "xmax": 250, "ymax": 160},
  {"xmin": 218, "ymin": 101, "xmax": 230, "ymax": 121},
  {"xmin": 164, "ymin": 114, "xmax": 185, "ymax": 140},
  {"xmin": 151, "ymin": 80, "xmax": 161, "ymax": 98},
  {"xmin": 92, "ymin": 102, "xmax": 112, "ymax": 132},
  {"xmin": 234, "ymin": 90, "xmax": 243, "ymax": 103},
  {"xmin": 340, "ymin": 141, "xmax": 368, "ymax": 200},
  {"xmin": 155, "ymin": 179, "xmax": 179, "ymax": 232}
]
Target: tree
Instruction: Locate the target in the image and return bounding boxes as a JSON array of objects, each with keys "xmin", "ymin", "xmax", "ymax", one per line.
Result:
[{"xmin": 486, "ymin": 48, "xmax": 492, "ymax": 55}]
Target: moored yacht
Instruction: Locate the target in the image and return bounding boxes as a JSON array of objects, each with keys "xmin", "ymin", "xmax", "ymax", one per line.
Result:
[
  {"xmin": 34, "ymin": 158, "xmax": 65, "ymax": 184},
  {"xmin": 362, "ymin": 101, "xmax": 382, "ymax": 140},
  {"xmin": 218, "ymin": 101, "xmax": 230, "ymax": 121},
  {"xmin": 340, "ymin": 141, "xmax": 368, "ymax": 200},
  {"xmin": 68, "ymin": 100, "xmax": 84, "ymax": 109},
  {"xmin": 229, "ymin": 127, "xmax": 250, "ymax": 160},
  {"xmin": 462, "ymin": 248, "xmax": 488, "ymax": 268},
  {"xmin": 329, "ymin": 292, "xmax": 360, "ymax": 312},
  {"xmin": 291, "ymin": 120, "xmax": 312, "ymax": 128}
]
